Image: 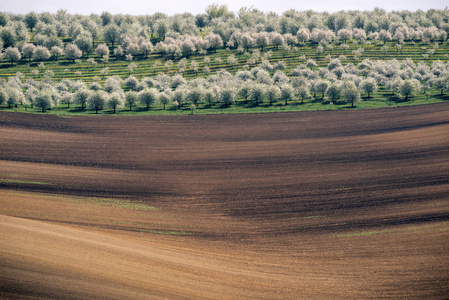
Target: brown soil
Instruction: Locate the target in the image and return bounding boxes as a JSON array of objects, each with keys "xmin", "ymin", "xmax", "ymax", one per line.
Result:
[{"xmin": 1, "ymin": 104, "xmax": 448, "ymax": 299}]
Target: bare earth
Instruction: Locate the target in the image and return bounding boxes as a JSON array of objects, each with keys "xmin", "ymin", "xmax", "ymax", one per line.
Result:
[{"xmin": 1, "ymin": 104, "xmax": 448, "ymax": 299}]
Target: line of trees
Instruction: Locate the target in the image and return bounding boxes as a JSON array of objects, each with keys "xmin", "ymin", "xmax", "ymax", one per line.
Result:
[
  {"xmin": 0, "ymin": 7, "xmax": 448, "ymax": 64},
  {"xmin": 1, "ymin": 58, "xmax": 448, "ymax": 113}
]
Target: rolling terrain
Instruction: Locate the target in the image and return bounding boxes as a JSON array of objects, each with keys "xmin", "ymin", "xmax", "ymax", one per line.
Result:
[{"xmin": 1, "ymin": 104, "xmax": 449, "ymax": 298}]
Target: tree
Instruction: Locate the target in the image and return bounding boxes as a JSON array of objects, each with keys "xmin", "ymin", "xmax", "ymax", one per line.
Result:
[
  {"xmin": 95, "ymin": 44, "xmax": 109, "ymax": 57},
  {"xmin": 74, "ymin": 88, "xmax": 91, "ymax": 110},
  {"xmin": 33, "ymin": 46, "xmax": 51, "ymax": 61},
  {"xmin": 270, "ymin": 32, "xmax": 284, "ymax": 50},
  {"xmin": 206, "ymin": 33, "xmax": 223, "ymax": 52},
  {"xmin": 139, "ymin": 88, "xmax": 158, "ymax": 110},
  {"xmin": 104, "ymin": 24, "xmax": 120, "ymax": 48},
  {"xmin": 203, "ymin": 88, "xmax": 217, "ymax": 108},
  {"xmin": 191, "ymin": 60, "xmax": 200, "ymax": 74},
  {"xmin": 315, "ymin": 79, "xmax": 329, "ymax": 99},
  {"xmin": 88, "ymin": 91, "xmax": 109, "ymax": 114},
  {"xmin": 61, "ymin": 92, "xmax": 74, "ymax": 108},
  {"xmin": 337, "ymin": 29, "xmax": 352, "ymax": 43},
  {"xmin": 280, "ymin": 84, "xmax": 295, "ymax": 105},
  {"xmin": 108, "ymin": 92, "xmax": 125, "ymax": 113},
  {"xmin": 206, "ymin": 3, "xmax": 229, "ymax": 20},
  {"xmin": 0, "ymin": 87, "xmax": 7, "ymax": 107},
  {"xmin": 154, "ymin": 19, "xmax": 169, "ymax": 40},
  {"xmin": 342, "ymin": 81, "xmax": 361, "ymax": 107},
  {"xmin": 432, "ymin": 76, "xmax": 449, "ymax": 95},
  {"xmin": 306, "ymin": 59, "xmax": 317, "ymax": 69},
  {"xmin": 0, "ymin": 12, "xmax": 7, "ymax": 27},
  {"xmin": 125, "ymin": 91, "xmax": 138, "ymax": 111},
  {"xmin": 326, "ymin": 59, "xmax": 341, "ymax": 72},
  {"xmin": 159, "ymin": 92, "xmax": 171, "ymax": 109},
  {"xmin": 249, "ymin": 84, "xmax": 266, "ymax": 106},
  {"xmin": 255, "ymin": 32, "xmax": 270, "ymax": 51},
  {"xmin": 4, "ymin": 47, "xmax": 21, "ymax": 66},
  {"xmin": 0, "ymin": 27, "xmax": 15, "ymax": 48},
  {"xmin": 6, "ymin": 88, "xmax": 25, "ymax": 108},
  {"xmin": 186, "ymin": 87, "xmax": 204, "ymax": 105},
  {"xmin": 104, "ymin": 76, "xmax": 123, "ymax": 93},
  {"xmin": 284, "ymin": 33, "xmax": 298, "ymax": 46},
  {"xmin": 171, "ymin": 88, "xmax": 187, "ymax": 108},
  {"xmin": 65, "ymin": 43, "xmax": 82, "ymax": 62},
  {"xmin": 24, "ymin": 12, "xmax": 39, "ymax": 32},
  {"xmin": 296, "ymin": 28, "xmax": 310, "ymax": 44},
  {"xmin": 34, "ymin": 89, "xmax": 57, "ymax": 112},
  {"xmin": 297, "ymin": 85, "xmax": 311, "ymax": 104},
  {"xmin": 399, "ymin": 79, "xmax": 421, "ymax": 101},
  {"xmin": 113, "ymin": 46, "xmax": 125, "ymax": 60},
  {"xmin": 22, "ymin": 43, "xmax": 36, "ymax": 62},
  {"xmin": 378, "ymin": 29, "xmax": 392, "ymax": 45},
  {"xmin": 240, "ymin": 33, "xmax": 255, "ymax": 52},
  {"xmin": 360, "ymin": 78, "xmax": 378, "ymax": 98},
  {"xmin": 227, "ymin": 54, "xmax": 238, "ymax": 68},
  {"xmin": 172, "ymin": 73, "xmax": 186, "ymax": 89},
  {"xmin": 140, "ymin": 40, "xmax": 153, "ymax": 58},
  {"xmin": 220, "ymin": 87, "xmax": 236, "ymax": 108},
  {"xmin": 89, "ymin": 81, "xmax": 101, "ymax": 91},
  {"xmin": 0, "ymin": 13, "xmax": 7, "ymax": 27},
  {"xmin": 353, "ymin": 28, "xmax": 367, "ymax": 43},
  {"xmin": 51, "ymin": 46, "xmax": 63, "ymax": 60},
  {"xmin": 180, "ymin": 39, "xmax": 196, "ymax": 58},
  {"xmin": 12, "ymin": 22, "xmax": 29, "ymax": 45},
  {"xmin": 100, "ymin": 11, "xmax": 113, "ymax": 26},
  {"xmin": 195, "ymin": 14, "xmax": 208, "ymax": 29},
  {"xmin": 126, "ymin": 42, "xmax": 140, "ymax": 56},
  {"xmin": 266, "ymin": 85, "xmax": 280, "ymax": 105},
  {"xmin": 124, "ymin": 75, "xmax": 139, "ymax": 91},
  {"xmin": 75, "ymin": 32, "xmax": 93, "ymax": 57},
  {"xmin": 45, "ymin": 35, "xmax": 63, "ymax": 50},
  {"xmin": 100, "ymin": 67, "xmax": 109, "ymax": 79},
  {"xmin": 326, "ymin": 82, "xmax": 341, "ymax": 103}
]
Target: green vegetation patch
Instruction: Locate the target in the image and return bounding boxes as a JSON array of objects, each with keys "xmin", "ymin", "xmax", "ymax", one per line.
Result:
[
  {"xmin": 335, "ymin": 230, "xmax": 387, "ymax": 238},
  {"xmin": 286, "ymin": 215, "xmax": 321, "ymax": 221},
  {"xmin": 133, "ymin": 228, "xmax": 192, "ymax": 236},
  {"xmin": 72, "ymin": 196, "xmax": 158, "ymax": 211},
  {"xmin": 0, "ymin": 179, "xmax": 52, "ymax": 186}
]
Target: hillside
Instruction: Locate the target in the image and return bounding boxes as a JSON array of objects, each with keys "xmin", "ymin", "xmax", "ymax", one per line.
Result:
[{"xmin": 0, "ymin": 8, "xmax": 448, "ymax": 114}]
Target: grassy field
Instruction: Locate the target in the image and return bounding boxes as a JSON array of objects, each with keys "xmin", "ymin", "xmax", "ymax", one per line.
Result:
[{"xmin": 1, "ymin": 35, "xmax": 448, "ymax": 115}]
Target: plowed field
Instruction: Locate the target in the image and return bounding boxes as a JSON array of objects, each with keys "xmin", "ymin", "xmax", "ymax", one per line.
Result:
[{"xmin": 1, "ymin": 104, "xmax": 449, "ymax": 298}]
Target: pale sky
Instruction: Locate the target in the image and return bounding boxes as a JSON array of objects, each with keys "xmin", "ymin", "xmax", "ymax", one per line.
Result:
[{"xmin": 0, "ymin": 0, "xmax": 447, "ymax": 15}]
